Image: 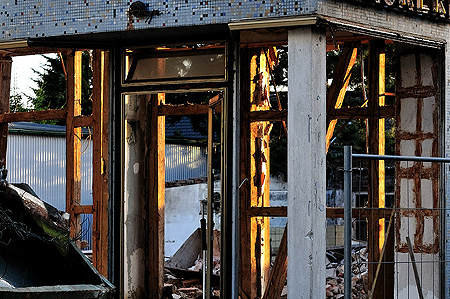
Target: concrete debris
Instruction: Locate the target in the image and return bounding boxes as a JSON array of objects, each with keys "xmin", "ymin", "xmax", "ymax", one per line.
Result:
[
  {"xmin": 188, "ymin": 256, "xmax": 221, "ymax": 275},
  {"xmin": 163, "ymin": 272, "xmax": 220, "ymax": 299},
  {"xmin": 326, "ymin": 246, "xmax": 368, "ymax": 298},
  {"xmin": 164, "ymin": 228, "xmax": 221, "ymax": 298}
]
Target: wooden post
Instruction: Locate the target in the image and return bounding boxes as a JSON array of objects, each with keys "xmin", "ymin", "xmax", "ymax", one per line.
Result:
[
  {"xmin": 92, "ymin": 49, "xmax": 110, "ymax": 275},
  {"xmin": 250, "ymin": 49, "xmax": 271, "ymax": 297},
  {"xmin": 0, "ymin": 58, "xmax": 12, "ymax": 167},
  {"xmin": 146, "ymin": 93, "xmax": 165, "ymax": 298},
  {"xmin": 66, "ymin": 50, "xmax": 82, "ymax": 244},
  {"xmin": 367, "ymin": 40, "xmax": 393, "ymax": 298},
  {"xmin": 239, "ymin": 47, "xmax": 272, "ymax": 298},
  {"xmin": 239, "ymin": 47, "xmax": 252, "ymax": 299}
]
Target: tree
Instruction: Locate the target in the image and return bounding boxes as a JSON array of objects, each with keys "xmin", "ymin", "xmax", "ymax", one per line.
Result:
[
  {"xmin": 9, "ymin": 93, "xmax": 27, "ymax": 113},
  {"xmin": 29, "ymin": 52, "xmax": 93, "ymax": 124}
]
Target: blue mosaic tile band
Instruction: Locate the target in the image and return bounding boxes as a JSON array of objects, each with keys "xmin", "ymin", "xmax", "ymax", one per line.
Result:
[{"xmin": 0, "ymin": 0, "xmax": 315, "ymax": 40}]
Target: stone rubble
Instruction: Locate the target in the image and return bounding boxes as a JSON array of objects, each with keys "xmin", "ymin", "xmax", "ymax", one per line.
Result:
[
  {"xmin": 326, "ymin": 246, "xmax": 368, "ymax": 299},
  {"xmin": 164, "ymin": 246, "xmax": 369, "ymax": 298}
]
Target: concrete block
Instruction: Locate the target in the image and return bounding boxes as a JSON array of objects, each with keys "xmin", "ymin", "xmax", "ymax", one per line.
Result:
[{"xmin": 399, "ymin": 98, "xmax": 417, "ymax": 133}]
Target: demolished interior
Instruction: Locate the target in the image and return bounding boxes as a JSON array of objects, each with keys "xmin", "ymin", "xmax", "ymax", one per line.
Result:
[{"xmin": 0, "ymin": 3, "xmax": 449, "ymax": 298}]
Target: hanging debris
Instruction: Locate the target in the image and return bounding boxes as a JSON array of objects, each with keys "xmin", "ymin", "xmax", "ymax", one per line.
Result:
[{"xmin": 0, "ymin": 180, "xmax": 114, "ymax": 298}]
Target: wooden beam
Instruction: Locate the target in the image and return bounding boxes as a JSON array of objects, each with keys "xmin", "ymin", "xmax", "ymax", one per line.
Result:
[
  {"xmin": 330, "ymin": 105, "xmax": 395, "ymax": 120},
  {"xmin": 326, "ymin": 207, "xmax": 395, "ymax": 219},
  {"xmin": 249, "ymin": 110, "xmax": 287, "ymax": 122},
  {"xmin": 73, "ymin": 115, "xmax": 93, "ymax": 127},
  {"xmin": 326, "ymin": 42, "xmax": 358, "ymax": 152},
  {"xmin": 326, "ymin": 42, "xmax": 359, "ymax": 118},
  {"xmin": 146, "ymin": 93, "xmax": 165, "ymax": 298},
  {"xmin": 0, "ymin": 47, "xmax": 68, "ymax": 57},
  {"xmin": 0, "ymin": 58, "xmax": 11, "ymax": 167},
  {"xmin": 66, "ymin": 50, "xmax": 83, "ymax": 245},
  {"xmin": 158, "ymin": 103, "xmax": 208, "ymax": 116},
  {"xmin": 73, "ymin": 205, "xmax": 94, "ymax": 215},
  {"xmin": 262, "ymin": 226, "xmax": 287, "ymax": 299},
  {"xmin": 249, "ymin": 206, "xmax": 287, "ymax": 217},
  {"xmin": 208, "ymin": 93, "xmax": 222, "ymax": 107},
  {"xmin": 92, "ymin": 49, "xmax": 109, "ymax": 276},
  {"xmin": 0, "ymin": 109, "xmax": 67, "ymax": 123}
]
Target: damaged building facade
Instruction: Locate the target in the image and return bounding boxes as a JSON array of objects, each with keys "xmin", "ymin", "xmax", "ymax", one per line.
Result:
[{"xmin": 1, "ymin": 0, "xmax": 450, "ymax": 298}]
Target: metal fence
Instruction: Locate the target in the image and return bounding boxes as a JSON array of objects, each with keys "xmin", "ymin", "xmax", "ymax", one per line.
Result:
[{"xmin": 341, "ymin": 146, "xmax": 450, "ymax": 299}]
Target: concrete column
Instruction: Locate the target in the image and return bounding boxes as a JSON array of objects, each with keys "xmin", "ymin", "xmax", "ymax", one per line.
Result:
[
  {"xmin": 287, "ymin": 26, "xmax": 326, "ymax": 299},
  {"xmin": 123, "ymin": 94, "xmax": 147, "ymax": 298}
]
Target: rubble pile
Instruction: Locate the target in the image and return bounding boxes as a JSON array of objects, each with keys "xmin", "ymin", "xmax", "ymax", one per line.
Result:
[
  {"xmin": 326, "ymin": 246, "xmax": 368, "ymax": 299},
  {"xmin": 188, "ymin": 256, "xmax": 221, "ymax": 275},
  {"xmin": 163, "ymin": 272, "xmax": 220, "ymax": 299}
]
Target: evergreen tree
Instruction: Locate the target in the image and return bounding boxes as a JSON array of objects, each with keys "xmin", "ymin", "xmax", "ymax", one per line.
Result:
[
  {"xmin": 29, "ymin": 52, "xmax": 93, "ymax": 124},
  {"xmin": 9, "ymin": 93, "xmax": 27, "ymax": 113}
]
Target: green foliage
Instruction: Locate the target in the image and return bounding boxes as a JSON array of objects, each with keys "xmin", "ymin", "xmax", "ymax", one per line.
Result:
[
  {"xmin": 29, "ymin": 52, "xmax": 93, "ymax": 124},
  {"xmin": 9, "ymin": 93, "xmax": 28, "ymax": 113},
  {"xmin": 269, "ymin": 91, "xmax": 287, "ymax": 179},
  {"xmin": 272, "ymin": 46, "xmax": 288, "ymax": 87}
]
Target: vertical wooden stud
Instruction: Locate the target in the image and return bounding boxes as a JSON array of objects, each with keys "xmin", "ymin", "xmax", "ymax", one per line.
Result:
[
  {"xmin": 101, "ymin": 50, "xmax": 110, "ymax": 274},
  {"xmin": 249, "ymin": 49, "xmax": 271, "ymax": 297},
  {"xmin": 146, "ymin": 93, "xmax": 165, "ymax": 298},
  {"xmin": 66, "ymin": 50, "xmax": 83, "ymax": 244},
  {"xmin": 92, "ymin": 49, "xmax": 110, "ymax": 275},
  {"xmin": 239, "ymin": 47, "xmax": 271, "ymax": 299},
  {"xmin": 0, "ymin": 58, "xmax": 12, "ymax": 167},
  {"xmin": 367, "ymin": 40, "xmax": 393, "ymax": 298},
  {"xmin": 262, "ymin": 226, "xmax": 287, "ymax": 299},
  {"xmin": 239, "ymin": 47, "xmax": 252, "ymax": 299}
]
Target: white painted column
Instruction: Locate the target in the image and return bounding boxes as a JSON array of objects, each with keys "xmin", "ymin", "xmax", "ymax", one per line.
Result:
[{"xmin": 287, "ymin": 27, "xmax": 326, "ymax": 299}]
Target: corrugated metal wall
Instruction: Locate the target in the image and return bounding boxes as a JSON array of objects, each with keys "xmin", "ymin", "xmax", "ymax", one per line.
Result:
[
  {"xmin": 6, "ymin": 133, "xmax": 206, "ymax": 250},
  {"xmin": 165, "ymin": 143, "xmax": 207, "ymax": 182},
  {"xmin": 6, "ymin": 133, "xmax": 94, "ymax": 249}
]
